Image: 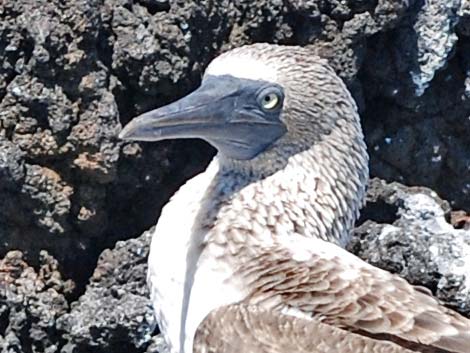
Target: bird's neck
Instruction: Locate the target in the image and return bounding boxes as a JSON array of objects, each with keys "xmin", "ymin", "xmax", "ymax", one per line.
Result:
[{"xmin": 206, "ymin": 125, "xmax": 369, "ymax": 247}]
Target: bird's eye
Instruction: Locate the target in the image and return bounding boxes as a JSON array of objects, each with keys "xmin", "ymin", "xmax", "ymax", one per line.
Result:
[
  {"xmin": 258, "ymin": 90, "xmax": 282, "ymax": 111},
  {"xmin": 261, "ymin": 93, "xmax": 279, "ymax": 110}
]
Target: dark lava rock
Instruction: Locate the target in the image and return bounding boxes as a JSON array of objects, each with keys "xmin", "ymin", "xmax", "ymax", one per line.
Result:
[
  {"xmin": 58, "ymin": 229, "xmax": 154, "ymax": 353},
  {"xmin": 0, "ymin": 0, "xmax": 213, "ymax": 287},
  {"xmin": 0, "ymin": 250, "xmax": 74, "ymax": 353}
]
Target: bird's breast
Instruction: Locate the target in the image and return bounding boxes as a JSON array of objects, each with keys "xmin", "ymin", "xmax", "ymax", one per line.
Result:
[
  {"xmin": 149, "ymin": 233, "xmax": 246, "ymax": 353},
  {"xmin": 147, "ymin": 162, "xmax": 247, "ymax": 353}
]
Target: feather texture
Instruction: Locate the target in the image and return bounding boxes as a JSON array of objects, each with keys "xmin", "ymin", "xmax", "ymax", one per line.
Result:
[
  {"xmin": 237, "ymin": 237, "xmax": 470, "ymax": 353},
  {"xmin": 194, "ymin": 304, "xmax": 417, "ymax": 353}
]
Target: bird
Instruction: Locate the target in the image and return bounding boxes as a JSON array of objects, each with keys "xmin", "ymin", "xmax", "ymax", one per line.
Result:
[{"xmin": 119, "ymin": 44, "xmax": 470, "ymax": 353}]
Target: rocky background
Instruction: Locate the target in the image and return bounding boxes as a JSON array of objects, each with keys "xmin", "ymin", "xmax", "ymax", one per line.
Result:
[{"xmin": 0, "ymin": 0, "xmax": 469, "ymax": 352}]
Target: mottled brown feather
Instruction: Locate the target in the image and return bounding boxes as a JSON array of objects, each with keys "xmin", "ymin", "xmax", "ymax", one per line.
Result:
[
  {"xmin": 239, "ymin": 242, "xmax": 470, "ymax": 353},
  {"xmin": 194, "ymin": 304, "xmax": 418, "ymax": 353}
]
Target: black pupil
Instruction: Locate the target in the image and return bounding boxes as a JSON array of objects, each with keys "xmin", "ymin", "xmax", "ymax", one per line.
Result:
[{"xmin": 265, "ymin": 95, "xmax": 272, "ymax": 102}]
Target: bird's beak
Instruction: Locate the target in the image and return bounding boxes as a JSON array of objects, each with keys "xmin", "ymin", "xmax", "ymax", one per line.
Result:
[
  {"xmin": 119, "ymin": 79, "xmax": 238, "ymax": 143},
  {"xmin": 119, "ymin": 76, "xmax": 286, "ymax": 160}
]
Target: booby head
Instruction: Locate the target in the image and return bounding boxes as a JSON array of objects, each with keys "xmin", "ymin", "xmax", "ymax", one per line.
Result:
[{"xmin": 119, "ymin": 44, "xmax": 363, "ymax": 173}]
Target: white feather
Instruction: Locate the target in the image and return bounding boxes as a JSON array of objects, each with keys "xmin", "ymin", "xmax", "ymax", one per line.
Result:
[{"xmin": 148, "ymin": 161, "xmax": 248, "ymax": 353}]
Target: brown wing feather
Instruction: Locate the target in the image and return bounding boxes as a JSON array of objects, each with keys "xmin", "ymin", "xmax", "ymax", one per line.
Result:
[
  {"xmin": 240, "ymin": 241, "xmax": 470, "ymax": 353},
  {"xmin": 194, "ymin": 304, "xmax": 417, "ymax": 353}
]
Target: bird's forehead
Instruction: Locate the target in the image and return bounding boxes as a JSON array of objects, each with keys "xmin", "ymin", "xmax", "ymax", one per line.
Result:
[{"xmin": 205, "ymin": 54, "xmax": 279, "ymax": 84}]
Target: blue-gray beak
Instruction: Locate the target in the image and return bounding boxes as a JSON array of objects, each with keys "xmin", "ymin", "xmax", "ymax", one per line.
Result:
[{"xmin": 119, "ymin": 75, "xmax": 287, "ymax": 160}]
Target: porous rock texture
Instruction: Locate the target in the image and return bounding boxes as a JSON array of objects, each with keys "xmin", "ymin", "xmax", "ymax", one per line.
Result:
[
  {"xmin": 57, "ymin": 230, "xmax": 155, "ymax": 353},
  {"xmin": 0, "ymin": 0, "xmax": 469, "ymax": 352},
  {"xmin": 0, "ymin": 250, "xmax": 74, "ymax": 352}
]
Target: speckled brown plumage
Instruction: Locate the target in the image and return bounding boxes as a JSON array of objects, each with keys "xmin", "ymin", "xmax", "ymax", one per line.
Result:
[
  {"xmin": 233, "ymin": 238, "xmax": 470, "ymax": 353},
  {"xmin": 194, "ymin": 304, "xmax": 417, "ymax": 353}
]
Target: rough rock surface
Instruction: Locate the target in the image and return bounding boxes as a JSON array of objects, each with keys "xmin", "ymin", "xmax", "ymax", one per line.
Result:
[
  {"xmin": 0, "ymin": 251, "xmax": 74, "ymax": 353},
  {"xmin": 0, "ymin": 0, "xmax": 469, "ymax": 352},
  {"xmin": 58, "ymin": 230, "xmax": 155, "ymax": 353},
  {"xmin": 0, "ymin": 0, "xmax": 213, "ymax": 287}
]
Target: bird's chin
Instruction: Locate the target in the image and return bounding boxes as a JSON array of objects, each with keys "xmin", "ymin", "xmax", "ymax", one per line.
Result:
[
  {"xmin": 208, "ymin": 126, "xmax": 284, "ymax": 161},
  {"xmin": 209, "ymin": 139, "xmax": 265, "ymax": 160}
]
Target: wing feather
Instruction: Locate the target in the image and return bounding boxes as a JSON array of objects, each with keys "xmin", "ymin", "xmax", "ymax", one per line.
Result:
[
  {"xmin": 240, "ymin": 238, "xmax": 470, "ymax": 353},
  {"xmin": 194, "ymin": 304, "xmax": 417, "ymax": 353}
]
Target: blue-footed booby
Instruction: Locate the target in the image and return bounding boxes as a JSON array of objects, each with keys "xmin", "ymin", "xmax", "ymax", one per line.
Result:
[{"xmin": 119, "ymin": 44, "xmax": 470, "ymax": 353}]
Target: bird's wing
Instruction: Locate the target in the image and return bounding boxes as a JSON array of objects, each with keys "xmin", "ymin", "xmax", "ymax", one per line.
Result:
[
  {"xmin": 237, "ymin": 237, "xmax": 470, "ymax": 353},
  {"xmin": 193, "ymin": 303, "xmax": 418, "ymax": 353}
]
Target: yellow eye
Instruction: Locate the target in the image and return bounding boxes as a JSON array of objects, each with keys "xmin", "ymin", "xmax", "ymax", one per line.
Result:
[{"xmin": 261, "ymin": 92, "xmax": 280, "ymax": 110}]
